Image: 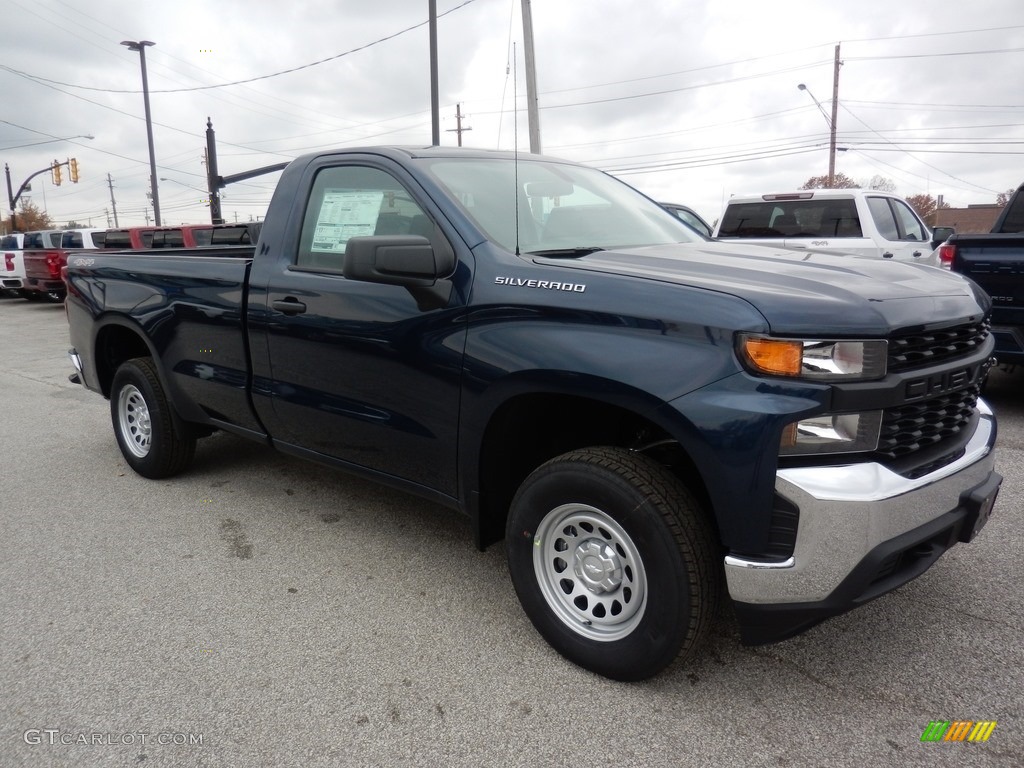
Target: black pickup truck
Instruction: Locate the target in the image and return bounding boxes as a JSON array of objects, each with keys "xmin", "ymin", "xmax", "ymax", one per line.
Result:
[
  {"xmin": 65, "ymin": 147, "xmax": 1001, "ymax": 681},
  {"xmin": 943, "ymin": 182, "xmax": 1024, "ymax": 365}
]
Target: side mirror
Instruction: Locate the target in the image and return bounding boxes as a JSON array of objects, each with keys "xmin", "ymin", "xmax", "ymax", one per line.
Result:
[
  {"xmin": 930, "ymin": 226, "xmax": 954, "ymax": 249},
  {"xmin": 343, "ymin": 235, "xmax": 453, "ymax": 287}
]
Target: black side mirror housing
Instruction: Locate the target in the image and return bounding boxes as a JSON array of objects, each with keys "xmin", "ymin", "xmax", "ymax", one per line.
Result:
[
  {"xmin": 930, "ymin": 226, "xmax": 955, "ymax": 250},
  {"xmin": 343, "ymin": 235, "xmax": 453, "ymax": 287}
]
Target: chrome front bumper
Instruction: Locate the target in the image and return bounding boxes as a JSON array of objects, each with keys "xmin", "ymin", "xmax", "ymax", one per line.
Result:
[{"xmin": 726, "ymin": 399, "xmax": 998, "ymax": 606}]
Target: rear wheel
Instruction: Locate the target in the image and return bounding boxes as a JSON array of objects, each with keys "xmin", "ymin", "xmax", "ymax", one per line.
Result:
[
  {"xmin": 110, "ymin": 357, "xmax": 196, "ymax": 478},
  {"xmin": 506, "ymin": 446, "xmax": 720, "ymax": 681}
]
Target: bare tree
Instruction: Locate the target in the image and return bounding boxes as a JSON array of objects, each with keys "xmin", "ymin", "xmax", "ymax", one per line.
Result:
[
  {"xmin": 996, "ymin": 188, "xmax": 1016, "ymax": 207},
  {"xmin": 864, "ymin": 175, "xmax": 896, "ymax": 192},
  {"xmin": 800, "ymin": 173, "xmax": 860, "ymax": 190},
  {"xmin": 905, "ymin": 194, "xmax": 950, "ymax": 226}
]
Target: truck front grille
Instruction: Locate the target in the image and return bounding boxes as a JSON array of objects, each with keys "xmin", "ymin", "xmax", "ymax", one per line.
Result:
[
  {"xmin": 876, "ymin": 385, "xmax": 980, "ymax": 459},
  {"xmin": 888, "ymin": 318, "xmax": 990, "ymax": 372}
]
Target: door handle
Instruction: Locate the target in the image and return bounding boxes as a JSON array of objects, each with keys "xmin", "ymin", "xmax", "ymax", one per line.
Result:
[
  {"xmin": 912, "ymin": 251, "xmax": 922, "ymax": 258},
  {"xmin": 272, "ymin": 297, "xmax": 307, "ymax": 315},
  {"xmin": 882, "ymin": 252, "xmax": 894, "ymax": 259}
]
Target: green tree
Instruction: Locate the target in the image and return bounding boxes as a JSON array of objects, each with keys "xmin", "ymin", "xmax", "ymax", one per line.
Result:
[{"xmin": 800, "ymin": 172, "xmax": 860, "ymax": 190}]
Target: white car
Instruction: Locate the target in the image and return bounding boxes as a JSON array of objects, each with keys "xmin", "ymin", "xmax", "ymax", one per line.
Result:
[{"xmin": 714, "ymin": 189, "xmax": 948, "ymax": 265}]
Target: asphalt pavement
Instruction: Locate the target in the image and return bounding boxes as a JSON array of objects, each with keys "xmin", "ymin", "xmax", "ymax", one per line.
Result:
[{"xmin": 1, "ymin": 294, "xmax": 1021, "ymax": 767}]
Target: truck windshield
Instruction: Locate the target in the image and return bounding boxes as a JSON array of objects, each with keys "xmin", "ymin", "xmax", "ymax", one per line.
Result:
[{"xmin": 422, "ymin": 157, "xmax": 700, "ymax": 253}]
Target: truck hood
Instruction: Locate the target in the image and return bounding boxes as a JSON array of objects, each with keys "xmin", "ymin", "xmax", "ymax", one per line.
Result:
[{"xmin": 534, "ymin": 242, "xmax": 990, "ymax": 335}]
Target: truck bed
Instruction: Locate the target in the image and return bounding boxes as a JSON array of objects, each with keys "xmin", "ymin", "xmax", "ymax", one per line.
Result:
[{"xmin": 65, "ymin": 248, "xmax": 261, "ymax": 432}]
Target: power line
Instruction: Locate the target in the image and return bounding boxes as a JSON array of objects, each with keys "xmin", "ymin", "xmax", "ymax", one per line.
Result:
[
  {"xmin": 842, "ymin": 24, "xmax": 1024, "ymax": 43},
  {"xmin": 847, "ymin": 47, "xmax": 1024, "ymax": 61},
  {"xmin": 1, "ymin": 0, "xmax": 484, "ymax": 94},
  {"xmin": 844, "ymin": 99, "xmax": 1024, "ymax": 110},
  {"xmin": 473, "ymin": 61, "xmax": 828, "ymax": 115},
  {"xmin": 39, "ymin": 0, "xmax": 384, "ymax": 136},
  {"xmin": 838, "ymin": 103, "xmax": 1000, "ymax": 194}
]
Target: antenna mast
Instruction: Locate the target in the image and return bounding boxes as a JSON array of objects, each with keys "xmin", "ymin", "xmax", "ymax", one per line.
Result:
[{"xmin": 513, "ymin": 44, "xmax": 520, "ymax": 256}]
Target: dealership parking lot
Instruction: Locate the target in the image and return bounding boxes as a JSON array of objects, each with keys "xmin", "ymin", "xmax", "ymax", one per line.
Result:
[{"xmin": 1, "ymin": 294, "xmax": 1022, "ymax": 767}]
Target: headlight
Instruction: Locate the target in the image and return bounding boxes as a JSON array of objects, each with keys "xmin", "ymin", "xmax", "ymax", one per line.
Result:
[
  {"xmin": 779, "ymin": 411, "xmax": 883, "ymax": 456},
  {"xmin": 739, "ymin": 335, "xmax": 887, "ymax": 381}
]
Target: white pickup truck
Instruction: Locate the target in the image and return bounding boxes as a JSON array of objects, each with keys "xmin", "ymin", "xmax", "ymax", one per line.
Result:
[
  {"xmin": 713, "ymin": 189, "xmax": 951, "ymax": 265},
  {"xmin": 1, "ymin": 233, "xmax": 25, "ymax": 295}
]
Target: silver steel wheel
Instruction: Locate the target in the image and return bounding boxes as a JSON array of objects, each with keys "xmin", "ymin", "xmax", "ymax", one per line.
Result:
[
  {"xmin": 117, "ymin": 384, "xmax": 153, "ymax": 458},
  {"xmin": 533, "ymin": 503, "xmax": 647, "ymax": 642}
]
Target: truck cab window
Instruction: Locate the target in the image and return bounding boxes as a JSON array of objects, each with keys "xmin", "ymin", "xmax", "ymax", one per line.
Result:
[
  {"xmin": 891, "ymin": 200, "xmax": 926, "ymax": 241},
  {"xmin": 867, "ymin": 197, "xmax": 900, "ymax": 241},
  {"xmin": 297, "ymin": 165, "xmax": 429, "ymax": 271}
]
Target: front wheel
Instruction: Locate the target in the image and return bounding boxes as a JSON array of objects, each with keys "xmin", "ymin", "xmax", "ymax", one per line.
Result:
[
  {"xmin": 110, "ymin": 357, "xmax": 196, "ymax": 479},
  {"xmin": 506, "ymin": 446, "xmax": 720, "ymax": 681}
]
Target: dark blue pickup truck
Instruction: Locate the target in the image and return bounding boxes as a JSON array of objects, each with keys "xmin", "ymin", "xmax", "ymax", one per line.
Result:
[
  {"xmin": 942, "ymin": 181, "xmax": 1024, "ymax": 366},
  {"xmin": 66, "ymin": 147, "xmax": 1001, "ymax": 680}
]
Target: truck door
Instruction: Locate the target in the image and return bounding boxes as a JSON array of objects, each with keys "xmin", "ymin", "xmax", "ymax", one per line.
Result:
[
  {"xmin": 248, "ymin": 159, "xmax": 467, "ymax": 499},
  {"xmin": 865, "ymin": 196, "xmax": 935, "ymax": 264}
]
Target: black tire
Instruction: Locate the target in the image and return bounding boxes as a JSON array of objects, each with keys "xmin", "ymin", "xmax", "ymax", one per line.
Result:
[
  {"xmin": 23, "ymin": 291, "xmax": 43, "ymax": 302},
  {"xmin": 110, "ymin": 357, "xmax": 196, "ymax": 479},
  {"xmin": 506, "ymin": 446, "xmax": 720, "ymax": 681}
]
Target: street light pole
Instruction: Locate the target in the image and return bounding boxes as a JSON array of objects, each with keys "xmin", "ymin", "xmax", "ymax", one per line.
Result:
[
  {"xmin": 797, "ymin": 45, "xmax": 841, "ymax": 187},
  {"xmin": 797, "ymin": 82, "xmax": 837, "ymax": 186},
  {"xmin": 521, "ymin": 0, "xmax": 542, "ymax": 154},
  {"xmin": 121, "ymin": 40, "xmax": 161, "ymax": 225},
  {"xmin": 428, "ymin": 0, "xmax": 440, "ymax": 146}
]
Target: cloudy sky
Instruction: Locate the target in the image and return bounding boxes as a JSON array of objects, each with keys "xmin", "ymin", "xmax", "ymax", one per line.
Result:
[{"xmin": 2, "ymin": 0, "xmax": 1023, "ymax": 230}]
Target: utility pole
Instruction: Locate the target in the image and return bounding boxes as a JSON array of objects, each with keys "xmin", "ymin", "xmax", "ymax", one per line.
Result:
[
  {"xmin": 107, "ymin": 173, "xmax": 120, "ymax": 227},
  {"xmin": 828, "ymin": 44, "xmax": 841, "ymax": 187},
  {"xmin": 205, "ymin": 118, "xmax": 224, "ymax": 224},
  {"xmin": 429, "ymin": 0, "xmax": 440, "ymax": 145},
  {"xmin": 521, "ymin": 0, "xmax": 542, "ymax": 154},
  {"xmin": 446, "ymin": 103, "xmax": 472, "ymax": 146}
]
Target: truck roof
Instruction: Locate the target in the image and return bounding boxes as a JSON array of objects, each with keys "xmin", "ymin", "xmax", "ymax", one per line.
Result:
[{"xmin": 292, "ymin": 145, "xmax": 584, "ymax": 166}]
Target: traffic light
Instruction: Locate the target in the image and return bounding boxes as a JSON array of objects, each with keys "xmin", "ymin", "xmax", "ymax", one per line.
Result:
[
  {"xmin": 69, "ymin": 158, "xmax": 79, "ymax": 183},
  {"xmin": 52, "ymin": 160, "xmax": 62, "ymax": 186}
]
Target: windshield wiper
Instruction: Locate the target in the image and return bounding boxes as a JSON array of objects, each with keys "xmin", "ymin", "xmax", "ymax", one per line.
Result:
[{"xmin": 527, "ymin": 247, "xmax": 605, "ymax": 258}]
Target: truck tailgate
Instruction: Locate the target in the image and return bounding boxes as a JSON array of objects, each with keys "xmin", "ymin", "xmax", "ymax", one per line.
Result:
[{"xmin": 951, "ymin": 235, "xmax": 1024, "ymax": 361}]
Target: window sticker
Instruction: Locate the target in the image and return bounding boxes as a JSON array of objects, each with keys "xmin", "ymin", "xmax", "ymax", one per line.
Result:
[{"xmin": 311, "ymin": 190, "xmax": 384, "ymax": 253}]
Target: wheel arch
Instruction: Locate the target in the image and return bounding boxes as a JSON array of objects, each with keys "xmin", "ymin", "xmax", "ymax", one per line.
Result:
[
  {"xmin": 92, "ymin": 316, "xmax": 160, "ymax": 398},
  {"xmin": 468, "ymin": 382, "xmax": 717, "ymax": 551}
]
